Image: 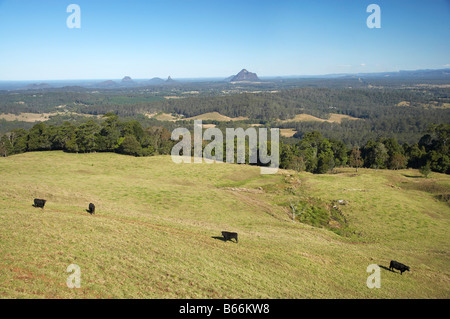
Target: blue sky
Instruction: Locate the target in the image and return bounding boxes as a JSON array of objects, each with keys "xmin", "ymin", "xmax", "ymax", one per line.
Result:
[{"xmin": 0, "ymin": 0, "xmax": 449, "ymax": 80}]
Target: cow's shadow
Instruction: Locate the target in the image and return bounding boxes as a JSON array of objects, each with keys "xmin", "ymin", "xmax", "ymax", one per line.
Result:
[
  {"xmin": 378, "ymin": 265, "xmax": 397, "ymax": 274},
  {"xmin": 211, "ymin": 236, "xmax": 238, "ymax": 243},
  {"xmin": 211, "ymin": 236, "xmax": 227, "ymax": 242}
]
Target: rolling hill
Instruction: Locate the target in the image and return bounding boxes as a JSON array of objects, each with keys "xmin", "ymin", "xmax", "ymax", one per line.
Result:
[{"xmin": 0, "ymin": 152, "xmax": 449, "ymax": 298}]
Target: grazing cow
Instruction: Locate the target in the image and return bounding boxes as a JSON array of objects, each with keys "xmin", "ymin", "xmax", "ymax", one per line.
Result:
[
  {"xmin": 33, "ymin": 198, "xmax": 46, "ymax": 209},
  {"xmin": 222, "ymin": 231, "xmax": 238, "ymax": 243},
  {"xmin": 88, "ymin": 203, "xmax": 95, "ymax": 214},
  {"xmin": 389, "ymin": 260, "xmax": 410, "ymax": 275}
]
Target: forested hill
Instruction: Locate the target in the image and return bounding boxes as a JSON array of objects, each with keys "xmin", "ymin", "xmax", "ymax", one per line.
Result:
[
  {"xmin": 155, "ymin": 87, "xmax": 450, "ymax": 120},
  {"xmin": 1, "ymin": 85, "xmax": 448, "ymax": 119},
  {"xmin": 0, "ymin": 84, "xmax": 449, "ymax": 147}
]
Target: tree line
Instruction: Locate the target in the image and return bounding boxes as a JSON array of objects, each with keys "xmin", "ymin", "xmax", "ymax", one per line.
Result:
[
  {"xmin": 0, "ymin": 114, "xmax": 174, "ymax": 157},
  {"xmin": 280, "ymin": 124, "xmax": 449, "ymax": 174},
  {"xmin": 1, "ymin": 114, "xmax": 448, "ymax": 175}
]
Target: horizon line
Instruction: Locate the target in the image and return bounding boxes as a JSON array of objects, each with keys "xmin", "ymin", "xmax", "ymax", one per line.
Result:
[{"xmin": 1, "ymin": 67, "xmax": 449, "ymax": 83}]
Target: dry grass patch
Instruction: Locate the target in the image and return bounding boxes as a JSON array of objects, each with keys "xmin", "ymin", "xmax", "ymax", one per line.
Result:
[
  {"xmin": 397, "ymin": 101, "xmax": 411, "ymax": 107},
  {"xmin": 184, "ymin": 112, "xmax": 248, "ymax": 122},
  {"xmin": 0, "ymin": 112, "xmax": 99, "ymax": 122},
  {"xmin": 152, "ymin": 113, "xmax": 180, "ymax": 121},
  {"xmin": 280, "ymin": 128, "xmax": 297, "ymax": 137},
  {"xmin": 327, "ymin": 114, "xmax": 360, "ymax": 123},
  {"xmin": 280, "ymin": 113, "xmax": 361, "ymax": 124}
]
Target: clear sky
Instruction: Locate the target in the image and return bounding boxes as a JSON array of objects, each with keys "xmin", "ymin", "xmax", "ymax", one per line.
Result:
[{"xmin": 0, "ymin": 0, "xmax": 449, "ymax": 80}]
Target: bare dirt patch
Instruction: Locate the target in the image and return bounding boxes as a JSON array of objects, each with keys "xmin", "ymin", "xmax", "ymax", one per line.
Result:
[{"xmin": 223, "ymin": 187, "xmax": 264, "ymax": 194}]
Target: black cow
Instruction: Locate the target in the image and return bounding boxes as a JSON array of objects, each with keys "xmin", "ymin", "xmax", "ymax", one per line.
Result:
[
  {"xmin": 88, "ymin": 203, "xmax": 95, "ymax": 214},
  {"xmin": 33, "ymin": 198, "xmax": 46, "ymax": 208},
  {"xmin": 222, "ymin": 231, "xmax": 238, "ymax": 243},
  {"xmin": 389, "ymin": 260, "xmax": 410, "ymax": 275}
]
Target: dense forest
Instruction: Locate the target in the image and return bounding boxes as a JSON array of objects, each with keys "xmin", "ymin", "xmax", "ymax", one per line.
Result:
[
  {"xmin": 3, "ymin": 86, "xmax": 447, "ymax": 119},
  {"xmin": 1, "ymin": 114, "xmax": 448, "ymax": 174},
  {"xmin": 280, "ymin": 123, "xmax": 449, "ymax": 174},
  {"xmin": 0, "ymin": 114, "xmax": 173, "ymax": 158}
]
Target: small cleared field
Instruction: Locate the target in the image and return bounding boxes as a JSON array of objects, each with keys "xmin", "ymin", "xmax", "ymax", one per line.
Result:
[
  {"xmin": 184, "ymin": 112, "xmax": 248, "ymax": 122},
  {"xmin": 0, "ymin": 152, "xmax": 449, "ymax": 298},
  {"xmin": 397, "ymin": 101, "xmax": 411, "ymax": 107},
  {"xmin": 0, "ymin": 112, "xmax": 99, "ymax": 122},
  {"xmin": 396, "ymin": 100, "xmax": 450, "ymax": 109},
  {"xmin": 280, "ymin": 128, "xmax": 297, "ymax": 137},
  {"xmin": 280, "ymin": 113, "xmax": 361, "ymax": 124},
  {"xmin": 150, "ymin": 113, "xmax": 181, "ymax": 122},
  {"xmin": 163, "ymin": 96, "xmax": 184, "ymax": 100},
  {"xmin": 148, "ymin": 111, "xmax": 250, "ymax": 122}
]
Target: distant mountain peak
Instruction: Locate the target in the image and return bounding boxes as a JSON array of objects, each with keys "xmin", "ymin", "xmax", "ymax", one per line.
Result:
[
  {"xmin": 98, "ymin": 80, "xmax": 117, "ymax": 87},
  {"xmin": 122, "ymin": 76, "xmax": 133, "ymax": 82},
  {"xmin": 147, "ymin": 77, "xmax": 165, "ymax": 85},
  {"xmin": 166, "ymin": 76, "xmax": 176, "ymax": 83},
  {"xmin": 229, "ymin": 69, "xmax": 259, "ymax": 82},
  {"xmin": 25, "ymin": 83, "xmax": 52, "ymax": 90}
]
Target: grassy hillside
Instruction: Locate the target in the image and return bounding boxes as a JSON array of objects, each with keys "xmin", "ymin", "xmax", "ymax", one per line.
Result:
[
  {"xmin": 279, "ymin": 113, "xmax": 361, "ymax": 124},
  {"xmin": 0, "ymin": 151, "xmax": 449, "ymax": 298},
  {"xmin": 183, "ymin": 112, "xmax": 248, "ymax": 122}
]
